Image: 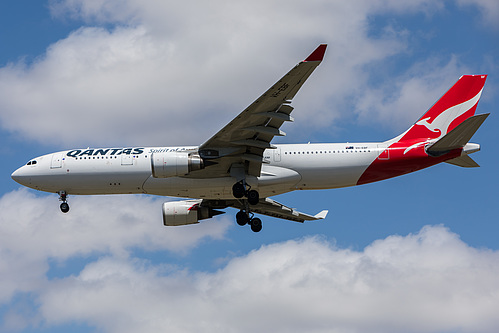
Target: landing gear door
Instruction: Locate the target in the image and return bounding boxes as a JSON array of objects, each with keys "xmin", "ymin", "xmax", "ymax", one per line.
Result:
[{"xmin": 51, "ymin": 153, "xmax": 63, "ymax": 169}]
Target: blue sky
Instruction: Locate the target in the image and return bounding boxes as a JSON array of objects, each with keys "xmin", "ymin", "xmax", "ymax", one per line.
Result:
[{"xmin": 1, "ymin": 1, "xmax": 499, "ymax": 332}]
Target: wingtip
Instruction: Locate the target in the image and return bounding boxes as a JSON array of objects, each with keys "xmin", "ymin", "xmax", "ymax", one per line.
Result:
[{"xmin": 304, "ymin": 44, "xmax": 327, "ymax": 62}]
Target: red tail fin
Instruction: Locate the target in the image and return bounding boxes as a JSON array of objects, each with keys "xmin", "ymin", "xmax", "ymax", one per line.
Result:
[
  {"xmin": 358, "ymin": 75, "xmax": 487, "ymax": 186},
  {"xmin": 397, "ymin": 75, "xmax": 487, "ymax": 143}
]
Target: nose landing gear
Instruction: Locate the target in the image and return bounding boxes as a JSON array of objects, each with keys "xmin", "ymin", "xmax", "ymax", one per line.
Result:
[{"xmin": 58, "ymin": 191, "xmax": 70, "ymax": 213}]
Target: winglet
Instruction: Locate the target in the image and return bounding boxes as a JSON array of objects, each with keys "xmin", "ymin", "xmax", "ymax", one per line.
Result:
[
  {"xmin": 304, "ymin": 44, "xmax": 327, "ymax": 62},
  {"xmin": 314, "ymin": 210, "xmax": 328, "ymax": 219}
]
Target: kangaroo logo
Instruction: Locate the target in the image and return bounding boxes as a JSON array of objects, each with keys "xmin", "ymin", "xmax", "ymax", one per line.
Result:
[
  {"xmin": 415, "ymin": 117, "xmax": 441, "ymax": 133},
  {"xmin": 415, "ymin": 88, "xmax": 483, "ymax": 139},
  {"xmin": 403, "ymin": 88, "xmax": 483, "ymax": 155}
]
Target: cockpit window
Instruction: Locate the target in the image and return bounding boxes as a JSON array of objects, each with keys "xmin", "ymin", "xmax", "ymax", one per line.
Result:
[{"xmin": 26, "ymin": 160, "xmax": 37, "ymax": 166}]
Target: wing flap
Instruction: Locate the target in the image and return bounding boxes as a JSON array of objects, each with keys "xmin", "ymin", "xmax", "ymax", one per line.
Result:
[{"xmin": 224, "ymin": 197, "xmax": 328, "ymax": 223}]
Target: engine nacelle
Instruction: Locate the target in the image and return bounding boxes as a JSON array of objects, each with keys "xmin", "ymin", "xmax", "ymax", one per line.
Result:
[
  {"xmin": 151, "ymin": 152, "xmax": 204, "ymax": 178},
  {"xmin": 162, "ymin": 200, "xmax": 224, "ymax": 226}
]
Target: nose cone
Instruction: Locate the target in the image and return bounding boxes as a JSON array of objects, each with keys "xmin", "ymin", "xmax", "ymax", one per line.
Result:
[{"xmin": 11, "ymin": 167, "xmax": 28, "ymax": 186}]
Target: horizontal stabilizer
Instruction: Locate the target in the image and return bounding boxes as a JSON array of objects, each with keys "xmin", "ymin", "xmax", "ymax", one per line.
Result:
[
  {"xmin": 445, "ymin": 155, "xmax": 480, "ymax": 168},
  {"xmin": 427, "ymin": 113, "xmax": 489, "ymax": 154}
]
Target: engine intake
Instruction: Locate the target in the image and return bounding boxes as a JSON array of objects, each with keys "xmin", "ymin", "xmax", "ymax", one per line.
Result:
[
  {"xmin": 151, "ymin": 151, "xmax": 204, "ymax": 178},
  {"xmin": 162, "ymin": 200, "xmax": 224, "ymax": 226}
]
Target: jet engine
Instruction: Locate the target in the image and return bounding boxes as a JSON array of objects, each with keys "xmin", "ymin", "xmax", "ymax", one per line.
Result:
[
  {"xmin": 162, "ymin": 200, "xmax": 224, "ymax": 226},
  {"xmin": 151, "ymin": 151, "xmax": 204, "ymax": 178}
]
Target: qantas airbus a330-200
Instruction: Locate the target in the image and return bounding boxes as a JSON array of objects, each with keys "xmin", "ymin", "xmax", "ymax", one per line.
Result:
[{"xmin": 12, "ymin": 44, "xmax": 489, "ymax": 232}]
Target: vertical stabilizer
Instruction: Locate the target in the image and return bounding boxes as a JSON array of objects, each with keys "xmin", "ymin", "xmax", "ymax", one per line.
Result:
[
  {"xmin": 397, "ymin": 75, "xmax": 487, "ymax": 143},
  {"xmin": 358, "ymin": 75, "xmax": 488, "ymax": 185}
]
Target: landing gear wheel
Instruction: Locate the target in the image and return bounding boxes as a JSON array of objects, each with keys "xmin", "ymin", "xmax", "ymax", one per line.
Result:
[
  {"xmin": 58, "ymin": 191, "xmax": 70, "ymax": 213},
  {"xmin": 60, "ymin": 202, "xmax": 70, "ymax": 213},
  {"xmin": 236, "ymin": 211, "xmax": 249, "ymax": 226},
  {"xmin": 247, "ymin": 190, "xmax": 259, "ymax": 205},
  {"xmin": 232, "ymin": 182, "xmax": 246, "ymax": 199},
  {"xmin": 250, "ymin": 218, "xmax": 262, "ymax": 233}
]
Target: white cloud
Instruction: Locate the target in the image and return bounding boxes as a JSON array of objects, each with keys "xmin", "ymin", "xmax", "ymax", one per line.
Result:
[
  {"xmin": 32, "ymin": 225, "xmax": 499, "ymax": 333},
  {"xmin": 0, "ymin": 0, "xmax": 456, "ymax": 147},
  {"xmin": 457, "ymin": 0, "xmax": 499, "ymax": 29},
  {"xmin": 2, "ymin": 189, "xmax": 498, "ymax": 332},
  {"xmin": 0, "ymin": 188, "xmax": 230, "ymax": 303}
]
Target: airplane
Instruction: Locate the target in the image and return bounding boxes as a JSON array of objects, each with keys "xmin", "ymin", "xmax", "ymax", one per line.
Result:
[{"xmin": 11, "ymin": 44, "xmax": 489, "ymax": 233}]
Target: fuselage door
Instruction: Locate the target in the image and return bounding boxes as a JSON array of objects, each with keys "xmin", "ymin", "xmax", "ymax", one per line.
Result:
[
  {"xmin": 121, "ymin": 154, "xmax": 133, "ymax": 165},
  {"xmin": 274, "ymin": 148, "xmax": 281, "ymax": 162},
  {"xmin": 50, "ymin": 153, "xmax": 63, "ymax": 169},
  {"xmin": 377, "ymin": 144, "xmax": 390, "ymax": 160}
]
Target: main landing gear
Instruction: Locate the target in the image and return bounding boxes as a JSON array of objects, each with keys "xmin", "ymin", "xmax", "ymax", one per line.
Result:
[
  {"xmin": 232, "ymin": 181, "xmax": 259, "ymax": 205},
  {"xmin": 232, "ymin": 180, "xmax": 262, "ymax": 232},
  {"xmin": 58, "ymin": 191, "xmax": 70, "ymax": 213},
  {"xmin": 236, "ymin": 210, "xmax": 263, "ymax": 233}
]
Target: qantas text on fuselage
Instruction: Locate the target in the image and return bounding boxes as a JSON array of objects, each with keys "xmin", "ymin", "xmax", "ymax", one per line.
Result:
[{"xmin": 11, "ymin": 44, "xmax": 489, "ymax": 233}]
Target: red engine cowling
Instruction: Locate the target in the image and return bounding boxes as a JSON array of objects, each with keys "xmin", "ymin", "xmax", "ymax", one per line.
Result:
[
  {"xmin": 151, "ymin": 152, "xmax": 204, "ymax": 178},
  {"xmin": 162, "ymin": 200, "xmax": 224, "ymax": 226}
]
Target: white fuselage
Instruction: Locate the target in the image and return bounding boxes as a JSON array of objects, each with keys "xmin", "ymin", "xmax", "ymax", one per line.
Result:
[{"xmin": 12, "ymin": 143, "xmax": 381, "ymax": 199}]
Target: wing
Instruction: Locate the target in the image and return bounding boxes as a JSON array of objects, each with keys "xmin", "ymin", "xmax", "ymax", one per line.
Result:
[
  {"xmin": 191, "ymin": 44, "xmax": 327, "ymax": 178},
  {"xmin": 202, "ymin": 198, "xmax": 328, "ymax": 223}
]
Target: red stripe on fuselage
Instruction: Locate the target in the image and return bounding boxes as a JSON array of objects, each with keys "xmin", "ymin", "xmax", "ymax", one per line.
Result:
[{"xmin": 357, "ymin": 143, "xmax": 462, "ymax": 185}]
